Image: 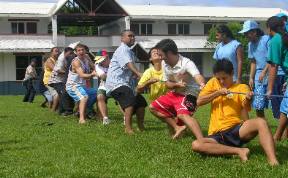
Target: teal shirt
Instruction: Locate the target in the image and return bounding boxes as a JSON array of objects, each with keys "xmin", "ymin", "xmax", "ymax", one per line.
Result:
[
  {"xmin": 268, "ymin": 33, "xmax": 283, "ymax": 65},
  {"xmin": 267, "ymin": 33, "xmax": 288, "ymax": 76}
]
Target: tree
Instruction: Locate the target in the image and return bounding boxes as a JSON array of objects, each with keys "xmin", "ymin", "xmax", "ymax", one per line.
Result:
[{"xmin": 206, "ymin": 22, "xmax": 250, "ymax": 82}]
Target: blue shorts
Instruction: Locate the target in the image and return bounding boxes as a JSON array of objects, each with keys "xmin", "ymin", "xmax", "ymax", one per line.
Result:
[
  {"xmin": 280, "ymin": 89, "xmax": 288, "ymax": 116},
  {"xmin": 43, "ymin": 90, "xmax": 52, "ymax": 102},
  {"xmin": 252, "ymin": 82, "xmax": 268, "ymax": 110},
  {"xmin": 208, "ymin": 124, "xmax": 247, "ymax": 147},
  {"xmin": 67, "ymin": 85, "xmax": 88, "ymax": 102}
]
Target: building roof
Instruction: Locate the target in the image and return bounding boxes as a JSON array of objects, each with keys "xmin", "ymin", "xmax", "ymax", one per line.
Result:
[
  {"xmin": 136, "ymin": 36, "xmax": 215, "ymax": 52},
  {"xmin": 0, "ymin": 36, "xmax": 55, "ymax": 52},
  {"xmin": 122, "ymin": 5, "xmax": 288, "ymax": 21},
  {"xmin": 0, "ymin": 2, "xmax": 56, "ymax": 17}
]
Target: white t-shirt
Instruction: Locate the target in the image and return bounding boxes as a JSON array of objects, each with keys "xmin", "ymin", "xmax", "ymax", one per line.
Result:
[
  {"xmin": 162, "ymin": 55, "xmax": 200, "ymax": 95},
  {"xmin": 96, "ymin": 64, "xmax": 108, "ymax": 90}
]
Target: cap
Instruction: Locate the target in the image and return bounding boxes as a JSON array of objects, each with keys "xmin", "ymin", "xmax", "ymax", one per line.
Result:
[
  {"xmin": 276, "ymin": 12, "xmax": 287, "ymax": 18},
  {"xmin": 239, "ymin": 20, "xmax": 259, "ymax": 34}
]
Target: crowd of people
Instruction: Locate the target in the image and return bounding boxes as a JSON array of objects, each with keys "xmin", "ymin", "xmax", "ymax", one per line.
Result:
[{"xmin": 22, "ymin": 14, "xmax": 288, "ymax": 166}]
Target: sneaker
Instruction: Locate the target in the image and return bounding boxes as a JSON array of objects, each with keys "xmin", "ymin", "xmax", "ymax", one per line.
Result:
[{"xmin": 103, "ymin": 117, "xmax": 111, "ymax": 125}]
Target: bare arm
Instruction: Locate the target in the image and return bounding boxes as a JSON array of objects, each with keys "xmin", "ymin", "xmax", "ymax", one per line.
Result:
[
  {"xmin": 267, "ymin": 63, "xmax": 278, "ymax": 95},
  {"xmin": 194, "ymin": 74, "xmax": 206, "ymax": 89},
  {"xmin": 136, "ymin": 78, "xmax": 159, "ymax": 93},
  {"xmin": 258, "ymin": 63, "xmax": 269, "ymax": 82},
  {"xmin": 249, "ymin": 60, "xmax": 256, "ymax": 89},
  {"xmin": 73, "ymin": 60, "xmax": 96, "ymax": 79},
  {"xmin": 127, "ymin": 62, "xmax": 142, "ymax": 78},
  {"xmin": 45, "ymin": 58, "xmax": 55, "ymax": 71},
  {"xmin": 236, "ymin": 46, "xmax": 244, "ymax": 83},
  {"xmin": 197, "ymin": 88, "xmax": 229, "ymax": 106}
]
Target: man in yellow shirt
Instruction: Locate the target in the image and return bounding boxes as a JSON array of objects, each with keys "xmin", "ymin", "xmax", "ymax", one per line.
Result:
[
  {"xmin": 136, "ymin": 47, "xmax": 167, "ymax": 101},
  {"xmin": 191, "ymin": 59, "xmax": 278, "ymax": 166}
]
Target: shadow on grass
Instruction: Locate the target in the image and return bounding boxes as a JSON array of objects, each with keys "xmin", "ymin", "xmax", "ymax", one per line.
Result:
[
  {"xmin": 248, "ymin": 144, "xmax": 288, "ymax": 164},
  {"xmin": 0, "ymin": 140, "xmax": 20, "ymax": 145}
]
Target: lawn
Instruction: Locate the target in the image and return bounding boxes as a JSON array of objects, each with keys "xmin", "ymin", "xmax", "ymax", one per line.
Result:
[{"xmin": 0, "ymin": 95, "xmax": 287, "ymax": 178}]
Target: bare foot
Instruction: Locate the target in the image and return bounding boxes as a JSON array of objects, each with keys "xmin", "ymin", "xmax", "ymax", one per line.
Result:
[
  {"xmin": 269, "ymin": 160, "xmax": 279, "ymax": 166},
  {"xmin": 125, "ymin": 128, "xmax": 135, "ymax": 135},
  {"xmin": 172, "ymin": 125, "xmax": 187, "ymax": 139},
  {"xmin": 238, "ymin": 148, "xmax": 250, "ymax": 162},
  {"xmin": 79, "ymin": 119, "xmax": 86, "ymax": 124}
]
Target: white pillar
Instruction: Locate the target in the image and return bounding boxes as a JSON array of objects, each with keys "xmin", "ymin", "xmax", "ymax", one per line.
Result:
[
  {"xmin": 124, "ymin": 16, "xmax": 130, "ymax": 30},
  {"xmin": 52, "ymin": 15, "xmax": 58, "ymax": 46}
]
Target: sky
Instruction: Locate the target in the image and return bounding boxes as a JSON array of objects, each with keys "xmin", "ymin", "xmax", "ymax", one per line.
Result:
[{"xmin": 1, "ymin": 0, "xmax": 288, "ymax": 9}]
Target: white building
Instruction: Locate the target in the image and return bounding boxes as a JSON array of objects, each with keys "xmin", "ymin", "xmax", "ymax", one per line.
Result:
[{"xmin": 0, "ymin": 0, "xmax": 287, "ymax": 94}]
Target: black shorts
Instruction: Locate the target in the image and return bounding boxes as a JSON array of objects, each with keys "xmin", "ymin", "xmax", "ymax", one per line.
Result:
[
  {"xmin": 49, "ymin": 82, "xmax": 65, "ymax": 95},
  {"xmin": 208, "ymin": 124, "xmax": 248, "ymax": 147},
  {"xmin": 111, "ymin": 85, "xmax": 147, "ymax": 110}
]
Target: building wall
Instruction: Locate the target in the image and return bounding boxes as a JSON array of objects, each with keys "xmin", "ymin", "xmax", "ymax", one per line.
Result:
[
  {"xmin": 0, "ymin": 53, "xmax": 25, "ymax": 95},
  {"xmin": 0, "ymin": 17, "xmax": 50, "ymax": 34},
  {"xmin": 0, "ymin": 53, "xmax": 16, "ymax": 81}
]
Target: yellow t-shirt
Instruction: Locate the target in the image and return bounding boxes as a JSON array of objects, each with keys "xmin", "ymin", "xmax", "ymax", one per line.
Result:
[
  {"xmin": 199, "ymin": 77, "xmax": 251, "ymax": 135},
  {"xmin": 43, "ymin": 57, "xmax": 56, "ymax": 85},
  {"xmin": 138, "ymin": 67, "xmax": 167, "ymax": 101}
]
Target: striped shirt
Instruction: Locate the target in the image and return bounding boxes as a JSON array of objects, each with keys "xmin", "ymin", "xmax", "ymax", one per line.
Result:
[
  {"xmin": 23, "ymin": 65, "xmax": 37, "ymax": 81},
  {"xmin": 48, "ymin": 53, "xmax": 66, "ymax": 84},
  {"xmin": 105, "ymin": 42, "xmax": 136, "ymax": 94}
]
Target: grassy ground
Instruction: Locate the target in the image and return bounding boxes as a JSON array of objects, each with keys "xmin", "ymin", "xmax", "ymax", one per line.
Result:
[{"xmin": 0, "ymin": 95, "xmax": 288, "ymax": 178}]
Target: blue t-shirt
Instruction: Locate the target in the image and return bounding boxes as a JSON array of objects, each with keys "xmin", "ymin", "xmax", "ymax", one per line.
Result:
[
  {"xmin": 213, "ymin": 40, "xmax": 241, "ymax": 81},
  {"xmin": 248, "ymin": 35, "xmax": 269, "ymax": 84},
  {"xmin": 105, "ymin": 42, "xmax": 136, "ymax": 94}
]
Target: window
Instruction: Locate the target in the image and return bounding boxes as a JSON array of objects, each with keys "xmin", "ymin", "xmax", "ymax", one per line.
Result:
[
  {"xmin": 204, "ymin": 23, "xmax": 215, "ymax": 35},
  {"xmin": 131, "ymin": 23, "xmax": 152, "ymax": 35},
  {"xmin": 131, "ymin": 24, "xmax": 139, "ymax": 35},
  {"xmin": 16, "ymin": 55, "xmax": 42, "ymax": 80},
  {"xmin": 178, "ymin": 24, "xmax": 190, "ymax": 35},
  {"xmin": 203, "ymin": 22, "xmax": 227, "ymax": 35},
  {"xmin": 180, "ymin": 52, "xmax": 203, "ymax": 73},
  {"xmin": 168, "ymin": 23, "xmax": 190, "ymax": 35},
  {"xmin": 11, "ymin": 22, "xmax": 37, "ymax": 34},
  {"xmin": 168, "ymin": 24, "xmax": 177, "ymax": 34},
  {"xmin": 27, "ymin": 22, "xmax": 37, "ymax": 34}
]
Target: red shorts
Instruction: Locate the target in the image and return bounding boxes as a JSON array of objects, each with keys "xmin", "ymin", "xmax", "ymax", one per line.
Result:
[{"xmin": 151, "ymin": 91, "xmax": 192, "ymax": 118}]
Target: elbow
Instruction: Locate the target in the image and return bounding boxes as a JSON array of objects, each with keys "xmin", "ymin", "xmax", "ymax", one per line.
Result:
[{"xmin": 196, "ymin": 98, "xmax": 204, "ymax": 106}]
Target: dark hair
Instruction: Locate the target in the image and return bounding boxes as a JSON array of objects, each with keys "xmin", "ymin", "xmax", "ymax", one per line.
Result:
[
  {"xmin": 75, "ymin": 44, "xmax": 86, "ymax": 50},
  {"xmin": 155, "ymin": 39, "xmax": 178, "ymax": 55},
  {"xmin": 30, "ymin": 58, "xmax": 37, "ymax": 64},
  {"xmin": 213, "ymin": 59, "xmax": 234, "ymax": 75},
  {"xmin": 267, "ymin": 16, "xmax": 288, "ymax": 48},
  {"xmin": 121, "ymin": 30, "xmax": 133, "ymax": 37},
  {"xmin": 64, "ymin": 47, "xmax": 73, "ymax": 53},
  {"xmin": 254, "ymin": 28, "xmax": 265, "ymax": 37},
  {"xmin": 216, "ymin": 25, "xmax": 234, "ymax": 39},
  {"xmin": 50, "ymin": 47, "xmax": 58, "ymax": 53}
]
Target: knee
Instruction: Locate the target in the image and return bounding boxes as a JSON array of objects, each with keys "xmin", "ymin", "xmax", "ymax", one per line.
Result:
[
  {"xmin": 177, "ymin": 114, "xmax": 190, "ymax": 121},
  {"xmin": 191, "ymin": 140, "xmax": 201, "ymax": 151},
  {"xmin": 255, "ymin": 118, "xmax": 268, "ymax": 129},
  {"xmin": 97, "ymin": 95, "xmax": 105, "ymax": 101},
  {"xmin": 149, "ymin": 104, "xmax": 155, "ymax": 112}
]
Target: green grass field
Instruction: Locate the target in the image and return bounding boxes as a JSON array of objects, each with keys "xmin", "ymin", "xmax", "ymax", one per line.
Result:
[{"xmin": 0, "ymin": 95, "xmax": 288, "ymax": 178}]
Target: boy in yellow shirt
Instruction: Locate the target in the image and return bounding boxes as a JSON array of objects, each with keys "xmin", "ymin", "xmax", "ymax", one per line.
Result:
[
  {"xmin": 136, "ymin": 47, "xmax": 167, "ymax": 101},
  {"xmin": 191, "ymin": 59, "xmax": 278, "ymax": 166}
]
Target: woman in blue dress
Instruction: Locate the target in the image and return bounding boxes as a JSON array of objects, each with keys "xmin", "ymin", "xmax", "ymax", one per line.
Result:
[
  {"xmin": 239, "ymin": 20, "xmax": 269, "ymax": 118},
  {"xmin": 213, "ymin": 25, "xmax": 244, "ymax": 83}
]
